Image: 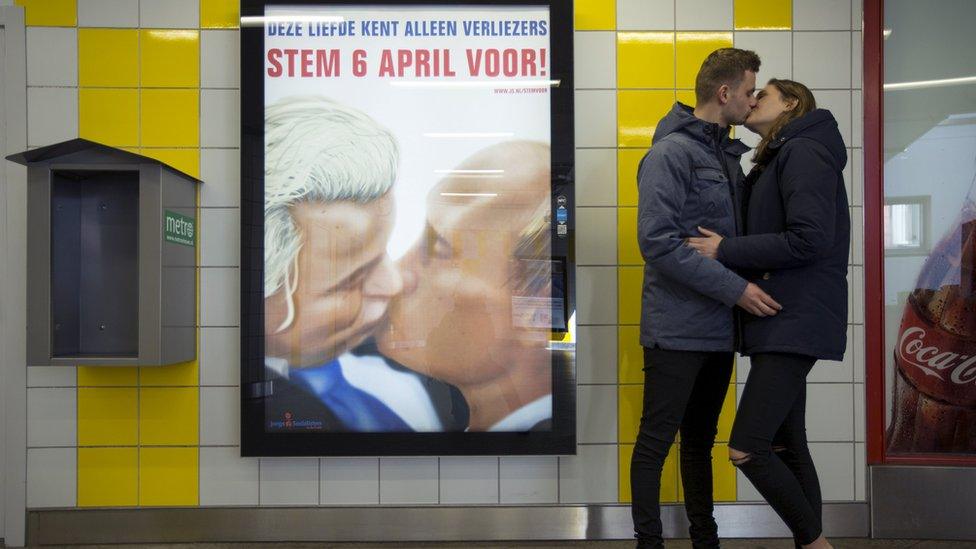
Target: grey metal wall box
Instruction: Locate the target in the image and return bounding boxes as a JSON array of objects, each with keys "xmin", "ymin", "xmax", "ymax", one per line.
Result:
[{"xmin": 6, "ymin": 138, "xmax": 201, "ymax": 367}]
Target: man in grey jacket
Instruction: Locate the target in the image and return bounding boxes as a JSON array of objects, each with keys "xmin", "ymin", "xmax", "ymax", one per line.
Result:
[{"xmin": 630, "ymin": 49, "xmax": 782, "ymax": 549}]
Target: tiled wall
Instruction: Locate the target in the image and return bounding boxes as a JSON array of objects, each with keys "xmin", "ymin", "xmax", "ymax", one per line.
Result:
[{"xmin": 18, "ymin": 0, "xmax": 866, "ymax": 510}]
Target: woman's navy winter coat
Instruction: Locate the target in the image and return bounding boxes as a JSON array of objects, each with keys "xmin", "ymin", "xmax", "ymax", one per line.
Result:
[{"xmin": 717, "ymin": 109, "xmax": 851, "ymax": 360}]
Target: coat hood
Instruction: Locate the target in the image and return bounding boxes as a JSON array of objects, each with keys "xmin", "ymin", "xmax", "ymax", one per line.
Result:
[{"xmin": 770, "ymin": 108, "xmax": 848, "ymax": 171}]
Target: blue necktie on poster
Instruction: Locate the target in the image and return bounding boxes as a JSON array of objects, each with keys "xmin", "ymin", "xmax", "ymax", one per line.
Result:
[{"xmin": 290, "ymin": 360, "xmax": 411, "ymax": 432}]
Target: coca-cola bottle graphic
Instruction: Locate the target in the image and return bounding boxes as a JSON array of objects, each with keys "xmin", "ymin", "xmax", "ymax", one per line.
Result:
[{"xmin": 888, "ymin": 188, "xmax": 976, "ymax": 453}]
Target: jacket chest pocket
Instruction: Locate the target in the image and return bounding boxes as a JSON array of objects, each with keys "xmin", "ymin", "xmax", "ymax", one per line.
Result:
[{"xmin": 692, "ymin": 167, "xmax": 732, "ymax": 219}]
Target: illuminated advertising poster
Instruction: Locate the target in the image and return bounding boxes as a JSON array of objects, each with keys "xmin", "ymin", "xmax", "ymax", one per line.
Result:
[{"xmin": 241, "ymin": 1, "xmax": 575, "ymax": 456}]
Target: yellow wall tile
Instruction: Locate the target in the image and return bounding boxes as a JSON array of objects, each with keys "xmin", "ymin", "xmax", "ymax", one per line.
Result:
[
  {"xmin": 619, "ymin": 442, "xmax": 679, "ymax": 503},
  {"xmin": 575, "ymin": 0, "xmax": 615, "ymax": 31},
  {"xmin": 140, "ymin": 387, "xmax": 199, "ymax": 445},
  {"xmin": 141, "ymin": 89, "xmax": 199, "ymax": 147},
  {"xmin": 79, "ymin": 89, "xmax": 139, "ymax": 147},
  {"xmin": 712, "ymin": 443, "xmax": 737, "ymax": 501},
  {"xmin": 735, "ymin": 0, "xmax": 792, "ymax": 30},
  {"xmin": 618, "ymin": 325, "xmax": 643, "ymax": 384},
  {"xmin": 140, "ymin": 447, "xmax": 199, "ymax": 506},
  {"xmin": 716, "ymin": 383, "xmax": 737, "ymax": 442},
  {"xmin": 78, "ymin": 448, "xmax": 138, "ymax": 507},
  {"xmin": 15, "ymin": 0, "xmax": 76, "ymax": 26},
  {"xmin": 676, "ymin": 89, "xmax": 698, "ymax": 109},
  {"xmin": 141, "ymin": 29, "xmax": 200, "ymax": 88},
  {"xmin": 139, "ymin": 149, "xmax": 201, "ymax": 180},
  {"xmin": 79, "ymin": 29, "xmax": 139, "ymax": 87},
  {"xmin": 618, "ymin": 384, "xmax": 643, "ymax": 444},
  {"xmin": 617, "ymin": 32, "xmax": 675, "ymax": 89},
  {"xmin": 78, "ymin": 387, "xmax": 138, "ymax": 446},
  {"xmin": 78, "ymin": 366, "xmax": 137, "ymax": 386},
  {"xmin": 676, "ymin": 33, "xmax": 734, "ymax": 90},
  {"xmin": 617, "ymin": 149, "xmax": 644, "ymax": 207},
  {"xmin": 201, "ymin": 0, "xmax": 240, "ymax": 29},
  {"xmin": 619, "ymin": 444, "xmax": 634, "ymax": 502},
  {"xmin": 618, "ymin": 90, "xmax": 675, "ymax": 148},
  {"xmin": 618, "ymin": 207, "xmax": 641, "ymax": 265},
  {"xmin": 618, "ymin": 265, "xmax": 644, "ymax": 325}
]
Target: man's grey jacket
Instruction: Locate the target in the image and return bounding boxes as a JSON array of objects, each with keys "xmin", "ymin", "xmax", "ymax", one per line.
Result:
[{"xmin": 637, "ymin": 102, "xmax": 751, "ymax": 352}]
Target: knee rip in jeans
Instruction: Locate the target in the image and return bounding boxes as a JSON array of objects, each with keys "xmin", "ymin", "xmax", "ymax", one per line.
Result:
[
  {"xmin": 728, "ymin": 447, "xmax": 751, "ymax": 467},
  {"xmin": 773, "ymin": 446, "xmax": 787, "ymax": 453}
]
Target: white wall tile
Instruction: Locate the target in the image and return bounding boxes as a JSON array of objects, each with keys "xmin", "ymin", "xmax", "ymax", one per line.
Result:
[
  {"xmin": 733, "ymin": 31, "xmax": 792, "ymax": 83},
  {"xmin": 201, "ymin": 267, "xmax": 240, "ymax": 326},
  {"xmin": 812, "ymin": 89, "xmax": 852, "ymax": 147},
  {"xmin": 809, "ymin": 325, "xmax": 854, "ymax": 382},
  {"xmin": 26, "ymin": 448, "xmax": 76, "ymax": 508},
  {"xmin": 499, "ymin": 456, "xmax": 558, "ymax": 504},
  {"xmin": 200, "ymin": 447, "xmax": 260, "ymax": 506},
  {"xmin": 735, "ymin": 353, "xmax": 751, "ymax": 383},
  {"xmin": 675, "ymin": 0, "xmax": 732, "ymax": 30},
  {"xmin": 379, "ymin": 457, "xmax": 438, "ymax": 504},
  {"xmin": 28, "ymin": 87, "xmax": 78, "ymax": 147},
  {"xmin": 736, "ymin": 125, "xmax": 761, "ymax": 149},
  {"xmin": 576, "ymin": 208, "xmax": 617, "ymax": 265},
  {"xmin": 200, "ymin": 148, "xmax": 241, "ymax": 207},
  {"xmin": 854, "ymin": 442, "xmax": 866, "ymax": 501},
  {"xmin": 577, "ymin": 385, "xmax": 617, "ymax": 444},
  {"xmin": 810, "ymin": 442, "xmax": 855, "ymax": 501},
  {"xmin": 26, "ymin": 28, "xmax": 77, "ymax": 87},
  {"xmin": 574, "ymin": 32, "xmax": 615, "ymax": 89},
  {"xmin": 576, "ymin": 266, "xmax": 617, "ymax": 324},
  {"xmin": 852, "ymin": 0, "xmax": 863, "ymax": 30},
  {"xmin": 259, "ymin": 458, "xmax": 319, "ymax": 505},
  {"xmin": 575, "ymin": 91, "xmax": 616, "ymax": 148},
  {"xmin": 200, "ymin": 208, "xmax": 240, "ymax": 267},
  {"xmin": 851, "ymin": 206, "xmax": 863, "ymax": 265},
  {"xmin": 618, "ymin": 0, "xmax": 674, "ymax": 31},
  {"xmin": 736, "ymin": 469, "xmax": 763, "ymax": 502},
  {"xmin": 793, "ymin": 0, "xmax": 852, "ymax": 30},
  {"xmin": 849, "ymin": 266, "xmax": 864, "ymax": 324},
  {"xmin": 852, "ymin": 89, "xmax": 863, "ymax": 147},
  {"xmin": 843, "ymin": 148, "xmax": 854, "ymax": 203},
  {"xmin": 806, "ymin": 384, "xmax": 854, "ymax": 441},
  {"xmin": 577, "ymin": 325, "xmax": 617, "ymax": 384},
  {"xmin": 201, "ymin": 30, "xmax": 240, "ymax": 88},
  {"xmin": 201, "ymin": 90, "xmax": 241, "ymax": 148},
  {"xmin": 559, "ymin": 444, "xmax": 617, "ymax": 503},
  {"xmin": 321, "ymin": 458, "xmax": 379, "ymax": 505},
  {"xmin": 851, "ymin": 147, "xmax": 863, "ymax": 207},
  {"xmin": 201, "ymin": 386, "xmax": 240, "ymax": 446},
  {"xmin": 200, "ymin": 327, "xmax": 240, "ymax": 386},
  {"xmin": 854, "ymin": 383, "xmax": 865, "ymax": 442},
  {"xmin": 140, "ymin": 0, "xmax": 199, "ymax": 28},
  {"xmin": 439, "ymin": 457, "xmax": 499, "ymax": 504},
  {"xmin": 853, "ymin": 324, "xmax": 865, "ymax": 382},
  {"xmin": 27, "ymin": 366, "xmax": 76, "ymax": 388},
  {"xmin": 794, "ymin": 32, "xmax": 852, "ymax": 89},
  {"xmin": 852, "ymin": 31, "xmax": 862, "ymax": 89},
  {"xmin": 575, "ymin": 148, "xmax": 617, "ymax": 207},
  {"xmin": 78, "ymin": 0, "xmax": 139, "ymax": 27},
  {"xmin": 27, "ymin": 388, "xmax": 76, "ymax": 447}
]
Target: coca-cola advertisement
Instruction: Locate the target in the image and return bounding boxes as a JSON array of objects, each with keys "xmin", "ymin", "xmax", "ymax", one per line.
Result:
[{"xmin": 884, "ymin": 114, "xmax": 976, "ymax": 457}]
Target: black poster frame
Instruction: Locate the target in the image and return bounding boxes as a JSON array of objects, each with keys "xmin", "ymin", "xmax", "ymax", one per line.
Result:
[{"xmin": 240, "ymin": 0, "xmax": 575, "ymax": 456}]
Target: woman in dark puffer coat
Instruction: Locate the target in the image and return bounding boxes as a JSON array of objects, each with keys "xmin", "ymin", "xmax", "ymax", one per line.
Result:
[{"xmin": 689, "ymin": 79, "xmax": 850, "ymax": 549}]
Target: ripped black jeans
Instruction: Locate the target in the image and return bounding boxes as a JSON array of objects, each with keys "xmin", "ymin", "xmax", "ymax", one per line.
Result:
[{"xmin": 729, "ymin": 352, "xmax": 822, "ymax": 547}]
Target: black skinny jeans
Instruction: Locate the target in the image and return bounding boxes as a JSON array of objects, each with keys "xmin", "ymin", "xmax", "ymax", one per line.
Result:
[
  {"xmin": 631, "ymin": 346, "xmax": 733, "ymax": 549},
  {"xmin": 729, "ymin": 352, "xmax": 822, "ymax": 547}
]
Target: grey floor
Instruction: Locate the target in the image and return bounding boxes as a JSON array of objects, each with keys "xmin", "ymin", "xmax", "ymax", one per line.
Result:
[{"xmin": 10, "ymin": 541, "xmax": 975, "ymax": 548}]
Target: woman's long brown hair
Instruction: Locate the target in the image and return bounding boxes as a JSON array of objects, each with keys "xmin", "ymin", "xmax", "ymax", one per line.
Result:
[{"xmin": 752, "ymin": 79, "xmax": 817, "ymax": 166}]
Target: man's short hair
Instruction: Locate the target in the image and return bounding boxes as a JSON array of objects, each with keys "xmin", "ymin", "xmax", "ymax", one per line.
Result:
[
  {"xmin": 264, "ymin": 96, "xmax": 398, "ymax": 328},
  {"xmin": 694, "ymin": 48, "xmax": 761, "ymax": 104}
]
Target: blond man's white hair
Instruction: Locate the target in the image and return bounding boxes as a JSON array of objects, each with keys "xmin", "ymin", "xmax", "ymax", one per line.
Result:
[{"xmin": 264, "ymin": 96, "xmax": 398, "ymax": 331}]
